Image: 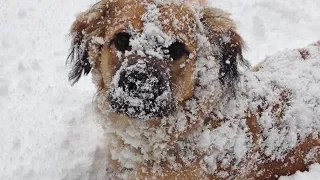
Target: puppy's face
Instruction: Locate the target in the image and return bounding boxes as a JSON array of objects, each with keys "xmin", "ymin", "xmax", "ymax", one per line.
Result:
[
  {"xmin": 68, "ymin": 0, "xmax": 245, "ymax": 121},
  {"xmin": 100, "ymin": 1, "xmax": 198, "ymax": 119}
]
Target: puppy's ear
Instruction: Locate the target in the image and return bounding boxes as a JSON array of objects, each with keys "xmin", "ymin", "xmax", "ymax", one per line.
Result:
[
  {"xmin": 200, "ymin": 8, "xmax": 249, "ymax": 90},
  {"xmin": 67, "ymin": 28, "xmax": 91, "ymax": 85},
  {"xmin": 67, "ymin": 1, "xmax": 109, "ymax": 85}
]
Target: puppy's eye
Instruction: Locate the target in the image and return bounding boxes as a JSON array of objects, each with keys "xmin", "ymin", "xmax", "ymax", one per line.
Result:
[
  {"xmin": 167, "ymin": 42, "xmax": 188, "ymax": 60},
  {"xmin": 113, "ymin": 32, "xmax": 131, "ymax": 52}
]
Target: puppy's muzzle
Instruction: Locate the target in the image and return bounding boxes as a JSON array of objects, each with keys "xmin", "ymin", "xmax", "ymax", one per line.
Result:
[{"xmin": 108, "ymin": 59, "xmax": 173, "ymax": 119}]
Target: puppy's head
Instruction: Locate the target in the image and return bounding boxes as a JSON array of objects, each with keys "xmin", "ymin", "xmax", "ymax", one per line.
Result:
[{"xmin": 67, "ymin": 0, "xmax": 247, "ymax": 121}]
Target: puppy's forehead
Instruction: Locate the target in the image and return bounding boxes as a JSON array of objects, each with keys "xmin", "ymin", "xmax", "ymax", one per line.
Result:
[
  {"xmin": 157, "ymin": 4, "xmax": 198, "ymax": 48},
  {"xmin": 105, "ymin": 0, "xmax": 198, "ymax": 46},
  {"xmin": 105, "ymin": 0, "xmax": 145, "ymax": 35}
]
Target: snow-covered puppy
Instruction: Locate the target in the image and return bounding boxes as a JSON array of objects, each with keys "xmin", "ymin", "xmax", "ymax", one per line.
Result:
[{"xmin": 67, "ymin": 0, "xmax": 320, "ymax": 179}]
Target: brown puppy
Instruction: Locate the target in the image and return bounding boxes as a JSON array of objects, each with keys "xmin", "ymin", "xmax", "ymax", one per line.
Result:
[{"xmin": 67, "ymin": 0, "xmax": 320, "ymax": 179}]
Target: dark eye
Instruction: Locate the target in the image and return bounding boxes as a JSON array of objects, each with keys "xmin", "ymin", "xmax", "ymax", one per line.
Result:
[
  {"xmin": 167, "ymin": 42, "xmax": 188, "ymax": 60},
  {"xmin": 113, "ymin": 32, "xmax": 131, "ymax": 52}
]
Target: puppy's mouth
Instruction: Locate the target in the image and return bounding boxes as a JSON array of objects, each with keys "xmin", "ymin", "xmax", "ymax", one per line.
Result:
[{"xmin": 108, "ymin": 59, "xmax": 173, "ymax": 120}]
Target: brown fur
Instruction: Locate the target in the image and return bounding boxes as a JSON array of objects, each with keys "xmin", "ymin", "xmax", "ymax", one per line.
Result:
[{"xmin": 68, "ymin": 0, "xmax": 319, "ymax": 179}]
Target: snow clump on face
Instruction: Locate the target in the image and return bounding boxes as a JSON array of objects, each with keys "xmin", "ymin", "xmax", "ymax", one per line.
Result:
[
  {"xmin": 106, "ymin": 3, "xmax": 179, "ymax": 120},
  {"xmin": 108, "ymin": 59, "xmax": 173, "ymax": 120},
  {"xmin": 127, "ymin": 3, "xmax": 175, "ymax": 59}
]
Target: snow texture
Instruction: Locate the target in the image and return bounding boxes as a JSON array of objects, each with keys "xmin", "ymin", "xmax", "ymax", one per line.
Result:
[
  {"xmin": 245, "ymin": 45, "xmax": 320, "ymax": 160},
  {"xmin": 108, "ymin": 59, "xmax": 173, "ymax": 119},
  {"xmin": 279, "ymin": 163, "xmax": 320, "ymax": 180},
  {"xmin": 1, "ymin": 0, "xmax": 320, "ymax": 180}
]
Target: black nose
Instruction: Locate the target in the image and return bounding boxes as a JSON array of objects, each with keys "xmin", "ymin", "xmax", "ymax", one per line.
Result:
[
  {"xmin": 108, "ymin": 62, "xmax": 172, "ymax": 119},
  {"xmin": 118, "ymin": 68, "xmax": 165, "ymax": 100}
]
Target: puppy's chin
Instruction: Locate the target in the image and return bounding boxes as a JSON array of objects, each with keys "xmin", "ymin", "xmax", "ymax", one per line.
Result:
[{"xmin": 107, "ymin": 59, "xmax": 174, "ymax": 120}]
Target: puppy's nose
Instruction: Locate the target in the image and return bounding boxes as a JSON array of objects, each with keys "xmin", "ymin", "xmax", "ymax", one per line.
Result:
[
  {"xmin": 108, "ymin": 60, "xmax": 173, "ymax": 119},
  {"xmin": 118, "ymin": 67, "xmax": 164, "ymax": 100}
]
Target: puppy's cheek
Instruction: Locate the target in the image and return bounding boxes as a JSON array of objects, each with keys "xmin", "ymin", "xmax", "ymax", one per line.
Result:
[
  {"xmin": 100, "ymin": 46, "xmax": 120, "ymax": 89},
  {"xmin": 171, "ymin": 59, "xmax": 196, "ymax": 102},
  {"xmin": 92, "ymin": 68, "xmax": 105, "ymax": 90},
  {"xmin": 87, "ymin": 47, "xmax": 105, "ymax": 90}
]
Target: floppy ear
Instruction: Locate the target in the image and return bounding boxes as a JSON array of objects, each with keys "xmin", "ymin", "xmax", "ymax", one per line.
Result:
[
  {"xmin": 67, "ymin": 29, "xmax": 91, "ymax": 85},
  {"xmin": 200, "ymin": 8, "xmax": 249, "ymax": 90},
  {"xmin": 67, "ymin": 1, "xmax": 109, "ymax": 85}
]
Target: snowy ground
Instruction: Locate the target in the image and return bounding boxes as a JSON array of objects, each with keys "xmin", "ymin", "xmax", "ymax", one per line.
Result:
[{"xmin": 0, "ymin": 0, "xmax": 319, "ymax": 179}]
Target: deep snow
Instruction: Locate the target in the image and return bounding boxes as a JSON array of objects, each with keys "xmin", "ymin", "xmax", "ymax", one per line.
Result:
[{"xmin": 0, "ymin": 0, "xmax": 319, "ymax": 180}]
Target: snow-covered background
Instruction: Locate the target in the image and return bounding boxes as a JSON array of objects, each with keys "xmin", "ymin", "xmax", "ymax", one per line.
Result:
[{"xmin": 0, "ymin": 0, "xmax": 319, "ymax": 179}]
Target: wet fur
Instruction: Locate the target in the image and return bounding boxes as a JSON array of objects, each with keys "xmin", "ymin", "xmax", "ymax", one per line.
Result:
[
  {"xmin": 67, "ymin": 0, "xmax": 319, "ymax": 179},
  {"xmin": 67, "ymin": 2, "xmax": 246, "ymax": 91}
]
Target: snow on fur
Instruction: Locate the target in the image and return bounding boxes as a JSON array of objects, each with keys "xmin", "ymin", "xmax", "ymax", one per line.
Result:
[
  {"xmin": 91, "ymin": 1, "xmax": 320, "ymax": 178},
  {"xmin": 1, "ymin": 0, "xmax": 320, "ymax": 179}
]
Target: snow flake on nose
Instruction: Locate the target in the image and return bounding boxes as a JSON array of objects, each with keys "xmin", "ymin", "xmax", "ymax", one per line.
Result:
[{"xmin": 108, "ymin": 59, "xmax": 173, "ymax": 120}]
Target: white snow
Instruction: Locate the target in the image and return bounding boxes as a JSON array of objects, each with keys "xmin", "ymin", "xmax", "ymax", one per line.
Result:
[
  {"xmin": 279, "ymin": 163, "xmax": 320, "ymax": 180},
  {"xmin": 211, "ymin": 0, "xmax": 320, "ymax": 65},
  {"xmin": 0, "ymin": 1, "xmax": 106, "ymax": 180},
  {"xmin": 1, "ymin": 0, "xmax": 319, "ymax": 180}
]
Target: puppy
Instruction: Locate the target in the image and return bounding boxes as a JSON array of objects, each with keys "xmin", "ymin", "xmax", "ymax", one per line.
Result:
[{"xmin": 67, "ymin": 0, "xmax": 320, "ymax": 179}]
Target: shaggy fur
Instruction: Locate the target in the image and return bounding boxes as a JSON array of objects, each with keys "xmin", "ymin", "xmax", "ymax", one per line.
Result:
[{"xmin": 67, "ymin": 0, "xmax": 320, "ymax": 179}]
